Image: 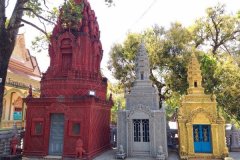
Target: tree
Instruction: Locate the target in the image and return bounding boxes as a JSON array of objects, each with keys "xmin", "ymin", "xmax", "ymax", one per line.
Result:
[
  {"xmin": 108, "ymin": 23, "xmax": 193, "ymax": 109},
  {"xmin": 191, "ymin": 3, "xmax": 240, "ymax": 55},
  {"xmin": 156, "ymin": 23, "xmax": 192, "ymax": 95},
  {"xmin": 214, "ymin": 54, "xmax": 240, "ymax": 123},
  {"xmin": 108, "ymin": 4, "xmax": 240, "ymax": 121},
  {"xmin": 198, "ymin": 53, "xmax": 240, "ymax": 124},
  {"xmin": 108, "ymin": 33, "xmax": 141, "ymax": 90},
  {"xmin": 0, "ymin": 0, "xmax": 53, "ymax": 121},
  {"xmin": 0, "ymin": 0, "xmax": 111, "ymax": 121},
  {"xmin": 107, "ymin": 83, "xmax": 125, "ymax": 124},
  {"xmin": 192, "ymin": 4, "xmax": 240, "ymax": 123}
]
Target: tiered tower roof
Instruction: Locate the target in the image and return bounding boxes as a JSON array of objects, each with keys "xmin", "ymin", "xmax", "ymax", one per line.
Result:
[
  {"xmin": 126, "ymin": 43, "xmax": 159, "ymax": 110},
  {"xmin": 187, "ymin": 53, "xmax": 204, "ymax": 94},
  {"xmin": 135, "ymin": 43, "xmax": 150, "ymax": 81},
  {"xmin": 40, "ymin": 0, "xmax": 107, "ymax": 100}
]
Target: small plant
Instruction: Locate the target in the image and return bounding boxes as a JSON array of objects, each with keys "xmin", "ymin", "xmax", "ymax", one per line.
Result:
[{"xmin": 60, "ymin": 0, "xmax": 84, "ymax": 29}]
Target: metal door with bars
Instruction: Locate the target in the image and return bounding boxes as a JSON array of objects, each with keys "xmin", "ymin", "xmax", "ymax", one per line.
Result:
[
  {"xmin": 132, "ymin": 119, "xmax": 150, "ymax": 154},
  {"xmin": 49, "ymin": 114, "xmax": 65, "ymax": 155},
  {"xmin": 193, "ymin": 125, "xmax": 212, "ymax": 153}
]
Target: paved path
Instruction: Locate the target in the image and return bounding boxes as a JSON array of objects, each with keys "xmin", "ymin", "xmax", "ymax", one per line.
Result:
[
  {"xmin": 22, "ymin": 149, "xmax": 240, "ymax": 160},
  {"xmin": 93, "ymin": 149, "xmax": 179, "ymax": 160},
  {"xmin": 229, "ymin": 152, "xmax": 240, "ymax": 160},
  {"xmin": 94, "ymin": 149, "xmax": 240, "ymax": 160}
]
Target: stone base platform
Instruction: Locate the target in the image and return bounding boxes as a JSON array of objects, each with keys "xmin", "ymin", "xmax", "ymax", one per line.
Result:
[
  {"xmin": 22, "ymin": 150, "xmax": 240, "ymax": 160},
  {"xmin": 0, "ymin": 154, "xmax": 22, "ymax": 160}
]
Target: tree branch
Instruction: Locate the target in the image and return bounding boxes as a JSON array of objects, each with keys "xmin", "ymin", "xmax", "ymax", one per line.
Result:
[
  {"xmin": 221, "ymin": 44, "xmax": 231, "ymax": 55},
  {"xmin": 211, "ymin": 17, "xmax": 219, "ymax": 43},
  {"xmin": 149, "ymin": 68, "xmax": 166, "ymax": 89},
  {"xmin": 0, "ymin": 0, "xmax": 4, "ymax": 7},
  {"xmin": 4, "ymin": 0, "xmax": 10, "ymax": 8},
  {"xmin": 20, "ymin": 7, "xmax": 55, "ymax": 25},
  {"xmin": 206, "ymin": 23, "xmax": 214, "ymax": 41},
  {"xmin": 8, "ymin": 23, "xmax": 24, "ymax": 30},
  {"xmin": 7, "ymin": 0, "xmax": 28, "ymax": 43},
  {"xmin": 38, "ymin": 17, "xmax": 47, "ymax": 34},
  {"xmin": 43, "ymin": 0, "xmax": 48, "ymax": 9},
  {"xmin": 218, "ymin": 29, "xmax": 239, "ymax": 47},
  {"xmin": 19, "ymin": 18, "xmax": 49, "ymax": 38}
]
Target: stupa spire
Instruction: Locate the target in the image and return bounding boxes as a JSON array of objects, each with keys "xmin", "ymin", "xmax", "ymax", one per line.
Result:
[
  {"xmin": 187, "ymin": 53, "xmax": 204, "ymax": 94},
  {"xmin": 135, "ymin": 42, "xmax": 150, "ymax": 80}
]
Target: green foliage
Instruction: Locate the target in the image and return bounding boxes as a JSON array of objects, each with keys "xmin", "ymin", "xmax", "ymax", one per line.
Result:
[
  {"xmin": 165, "ymin": 92, "xmax": 181, "ymax": 120},
  {"xmin": 199, "ymin": 53, "xmax": 240, "ymax": 124},
  {"xmin": 31, "ymin": 33, "xmax": 51, "ymax": 53},
  {"xmin": 193, "ymin": 3, "xmax": 240, "ymax": 55},
  {"xmin": 108, "ymin": 24, "xmax": 193, "ymax": 109},
  {"xmin": 108, "ymin": 33, "xmax": 141, "ymax": 89},
  {"xmin": 199, "ymin": 53, "xmax": 218, "ymax": 94},
  {"xmin": 154, "ymin": 23, "xmax": 192, "ymax": 95},
  {"xmin": 214, "ymin": 55, "xmax": 240, "ymax": 122},
  {"xmin": 24, "ymin": 0, "xmax": 59, "ymax": 23},
  {"xmin": 5, "ymin": 19, "xmax": 9, "ymax": 28},
  {"xmin": 46, "ymin": 7, "xmax": 59, "ymax": 25},
  {"xmin": 108, "ymin": 3, "xmax": 240, "ymax": 122},
  {"xmin": 108, "ymin": 83, "xmax": 125, "ymax": 124},
  {"xmin": 25, "ymin": 0, "xmax": 43, "ymax": 17},
  {"xmin": 60, "ymin": 0, "xmax": 84, "ymax": 29}
]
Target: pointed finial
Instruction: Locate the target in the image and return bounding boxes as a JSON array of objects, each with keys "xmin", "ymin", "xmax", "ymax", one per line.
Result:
[
  {"xmin": 135, "ymin": 42, "xmax": 150, "ymax": 80},
  {"xmin": 187, "ymin": 51, "xmax": 204, "ymax": 94},
  {"xmin": 28, "ymin": 85, "xmax": 33, "ymax": 98},
  {"xmin": 109, "ymin": 93, "xmax": 112, "ymax": 101}
]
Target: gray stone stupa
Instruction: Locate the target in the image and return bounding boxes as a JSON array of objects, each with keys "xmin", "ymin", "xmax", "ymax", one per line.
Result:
[{"xmin": 117, "ymin": 43, "xmax": 168, "ymax": 158}]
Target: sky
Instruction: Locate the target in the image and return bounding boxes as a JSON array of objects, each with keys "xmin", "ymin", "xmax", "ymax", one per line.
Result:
[{"xmin": 10, "ymin": 0, "xmax": 240, "ymax": 82}]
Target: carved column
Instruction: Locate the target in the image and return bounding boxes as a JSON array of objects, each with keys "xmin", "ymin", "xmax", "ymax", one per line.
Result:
[
  {"xmin": 149, "ymin": 115, "xmax": 154, "ymax": 156},
  {"xmin": 178, "ymin": 119, "xmax": 187, "ymax": 156},
  {"xmin": 127, "ymin": 115, "xmax": 132, "ymax": 156},
  {"xmin": 211, "ymin": 124, "xmax": 219, "ymax": 156},
  {"xmin": 186, "ymin": 123, "xmax": 194, "ymax": 155},
  {"xmin": 217, "ymin": 118, "xmax": 227, "ymax": 154}
]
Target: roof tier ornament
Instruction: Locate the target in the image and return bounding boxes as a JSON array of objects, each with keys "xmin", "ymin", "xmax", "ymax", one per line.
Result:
[{"xmin": 187, "ymin": 53, "xmax": 204, "ymax": 94}]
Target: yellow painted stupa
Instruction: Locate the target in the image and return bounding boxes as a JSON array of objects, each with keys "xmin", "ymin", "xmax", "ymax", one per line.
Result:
[{"xmin": 177, "ymin": 53, "xmax": 228, "ymax": 159}]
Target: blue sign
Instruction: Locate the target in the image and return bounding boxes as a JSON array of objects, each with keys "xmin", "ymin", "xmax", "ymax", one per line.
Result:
[{"xmin": 13, "ymin": 112, "xmax": 22, "ymax": 120}]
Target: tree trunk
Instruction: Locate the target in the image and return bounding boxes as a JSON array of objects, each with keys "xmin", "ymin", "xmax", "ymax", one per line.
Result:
[
  {"xmin": 149, "ymin": 68, "xmax": 165, "ymax": 109},
  {"xmin": 0, "ymin": 0, "xmax": 27, "ymax": 121},
  {"xmin": 0, "ymin": 29, "xmax": 15, "ymax": 121},
  {"xmin": 0, "ymin": 58, "xmax": 10, "ymax": 121}
]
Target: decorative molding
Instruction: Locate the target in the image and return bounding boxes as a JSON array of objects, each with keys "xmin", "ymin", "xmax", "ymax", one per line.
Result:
[
  {"xmin": 189, "ymin": 107, "xmax": 214, "ymax": 123},
  {"xmin": 45, "ymin": 102, "xmax": 69, "ymax": 114},
  {"xmin": 127, "ymin": 104, "xmax": 153, "ymax": 119}
]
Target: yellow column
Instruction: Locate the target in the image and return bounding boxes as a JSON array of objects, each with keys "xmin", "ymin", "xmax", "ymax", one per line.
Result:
[
  {"xmin": 211, "ymin": 124, "xmax": 219, "ymax": 156},
  {"xmin": 217, "ymin": 119, "xmax": 228, "ymax": 155},
  {"xmin": 178, "ymin": 119, "xmax": 187, "ymax": 157},
  {"xmin": 186, "ymin": 123, "xmax": 194, "ymax": 156}
]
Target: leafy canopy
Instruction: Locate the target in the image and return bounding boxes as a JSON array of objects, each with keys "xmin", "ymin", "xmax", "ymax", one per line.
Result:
[
  {"xmin": 61, "ymin": 0, "xmax": 84, "ymax": 29},
  {"xmin": 108, "ymin": 4, "xmax": 240, "ymax": 123}
]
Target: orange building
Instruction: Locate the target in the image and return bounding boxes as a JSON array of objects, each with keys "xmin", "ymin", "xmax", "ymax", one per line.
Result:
[{"xmin": 2, "ymin": 34, "xmax": 41, "ymax": 128}]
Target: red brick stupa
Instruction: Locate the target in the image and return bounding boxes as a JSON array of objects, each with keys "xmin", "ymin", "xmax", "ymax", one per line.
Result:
[{"xmin": 24, "ymin": 0, "xmax": 113, "ymax": 159}]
